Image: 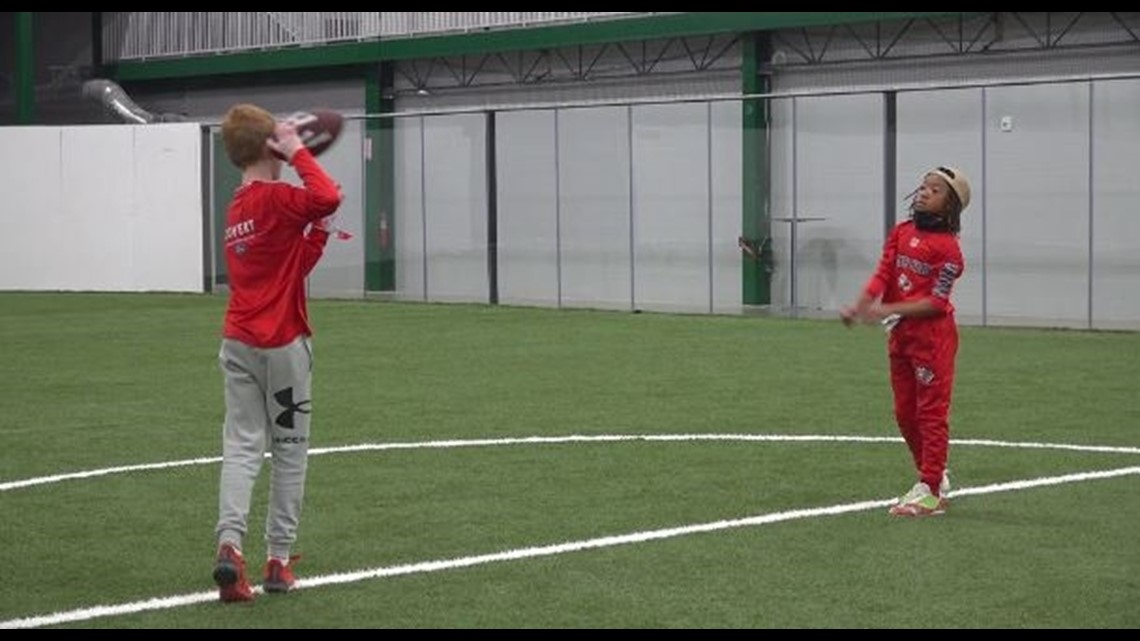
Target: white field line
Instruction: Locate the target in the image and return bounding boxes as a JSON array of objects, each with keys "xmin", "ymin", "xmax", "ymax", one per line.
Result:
[
  {"xmin": 0, "ymin": 457, "xmax": 223, "ymax": 492},
  {"xmin": 4, "ymin": 434, "xmax": 1139, "ymax": 493},
  {"xmin": 4, "ymin": 463, "xmax": 1139, "ymax": 629}
]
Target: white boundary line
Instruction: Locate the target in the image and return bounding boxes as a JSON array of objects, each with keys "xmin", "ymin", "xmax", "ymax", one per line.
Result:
[
  {"xmin": 2, "ymin": 435, "xmax": 1139, "ymax": 628},
  {"xmin": 0, "ymin": 457, "xmax": 222, "ymax": 492},
  {"xmin": 4, "ymin": 434, "xmax": 1139, "ymax": 493}
]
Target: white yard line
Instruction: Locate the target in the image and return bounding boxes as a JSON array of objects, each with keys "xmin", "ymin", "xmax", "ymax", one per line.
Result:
[{"xmin": 5, "ymin": 434, "xmax": 1139, "ymax": 493}]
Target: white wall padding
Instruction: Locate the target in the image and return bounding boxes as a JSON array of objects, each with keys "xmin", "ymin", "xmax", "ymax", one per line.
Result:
[{"xmin": 0, "ymin": 123, "xmax": 203, "ymax": 293}]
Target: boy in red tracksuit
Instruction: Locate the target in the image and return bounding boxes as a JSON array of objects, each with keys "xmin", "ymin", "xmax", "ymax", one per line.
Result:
[
  {"xmin": 212, "ymin": 103, "xmax": 343, "ymax": 602},
  {"xmin": 842, "ymin": 166, "xmax": 971, "ymax": 517}
]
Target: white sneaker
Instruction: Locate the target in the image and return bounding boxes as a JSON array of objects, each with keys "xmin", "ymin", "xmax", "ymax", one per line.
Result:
[
  {"xmin": 889, "ymin": 481, "xmax": 947, "ymax": 517},
  {"xmin": 896, "ymin": 481, "xmax": 929, "ymax": 505}
]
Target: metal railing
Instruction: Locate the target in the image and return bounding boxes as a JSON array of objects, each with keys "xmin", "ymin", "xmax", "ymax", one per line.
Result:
[{"xmin": 103, "ymin": 12, "xmax": 661, "ymax": 62}]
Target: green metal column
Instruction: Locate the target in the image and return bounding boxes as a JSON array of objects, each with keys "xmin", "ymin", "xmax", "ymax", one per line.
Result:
[
  {"xmin": 365, "ymin": 62, "xmax": 396, "ymax": 292},
  {"xmin": 15, "ymin": 12, "xmax": 35, "ymax": 124},
  {"xmin": 741, "ymin": 32, "xmax": 772, "ymax": 305}
]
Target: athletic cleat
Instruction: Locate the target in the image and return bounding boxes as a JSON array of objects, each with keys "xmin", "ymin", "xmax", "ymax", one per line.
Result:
[
  {"xmin": 889, "ymin": 482, "xmax": 947, "ymax": 517},
  {"xmin": 214, "ymin": 543, "xmax": 255, "ymax": 603},
  {"xmin": 264, "ymin": 555, "xmax": 301, "ymax": 594}
]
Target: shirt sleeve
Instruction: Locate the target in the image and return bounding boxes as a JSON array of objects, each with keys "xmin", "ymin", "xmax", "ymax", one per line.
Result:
[
  {"xmin": 300, "ymin": 226, "xmax": 330, "ymax": 276},
  {"xmin": 928, "ymin": 240, "xmax": 964, "ymax": 314},
  {"xmin": 272, "ymin": 148, "xmax": 344, "ymax": 226},
  {"xmin": 863, "ymin": 224, "xmax": 900, "ymax": 299}
]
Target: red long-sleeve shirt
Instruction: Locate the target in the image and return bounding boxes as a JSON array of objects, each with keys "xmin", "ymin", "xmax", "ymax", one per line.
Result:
[
  {"xmin": 222, "ymin": 149, "xmax": 342, "ymax": 348},
  {"xmin": 864, "ymin": 220, "xmax": 964, "ymax": 316}
]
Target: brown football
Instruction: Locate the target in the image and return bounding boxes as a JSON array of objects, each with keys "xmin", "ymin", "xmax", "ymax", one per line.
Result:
[{"xmin": 275, "ymin": 108, "xmax": 344, "ymax": 159}]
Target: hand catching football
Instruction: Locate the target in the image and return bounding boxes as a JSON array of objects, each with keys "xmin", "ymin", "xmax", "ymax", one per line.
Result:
[
  {"xmin": 268, "ymin": 121, "xmax": 305, "ymax": 162},
  {"xmin": 270, "ymin": 109, "xmax": 344, "ymax": 161}
]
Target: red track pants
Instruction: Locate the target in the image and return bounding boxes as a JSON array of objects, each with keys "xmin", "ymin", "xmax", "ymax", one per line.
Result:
[{"xmin": 888, "ymin": 315, "xmax": 958, "ymax": 495}]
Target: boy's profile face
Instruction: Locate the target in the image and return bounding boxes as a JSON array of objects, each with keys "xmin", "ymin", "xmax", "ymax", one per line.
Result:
[{"xmin": 914, "ymin": 175, "xmax": 953, "ymax": 216}]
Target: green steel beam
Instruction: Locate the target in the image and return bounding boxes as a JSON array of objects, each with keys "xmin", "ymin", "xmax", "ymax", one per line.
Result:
[
  {"xmin": 109, "ymin": 12, "xmax": 967, "ymax": 81},
  {"xmin": 741, "ymin": 32, "xmax": 772, "ymax": 306},
  {"xmin": 365, "ymin": 63, "xmax": 396, "ymax": 292},
  {"xmin": 377, "ymin": 63, "xmax": 397, "ymax": 292},
  {"xmin": 15, "ymin": 12, "xmax": 35, "ymax": 124},
  {"xmin": 118, "ymin": 65, "xmax": 363, "ymax": 97}
]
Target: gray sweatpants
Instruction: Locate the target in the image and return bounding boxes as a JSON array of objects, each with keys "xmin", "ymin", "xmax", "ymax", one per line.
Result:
[{"xmin": 216, "ymin": 336, "xmax": 313, "ymax": 560}]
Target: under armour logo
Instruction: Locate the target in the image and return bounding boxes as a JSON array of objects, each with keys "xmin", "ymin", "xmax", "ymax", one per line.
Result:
[{"xmin": 274, "ymin": 387, "xmax": 311, "ymax": 429}]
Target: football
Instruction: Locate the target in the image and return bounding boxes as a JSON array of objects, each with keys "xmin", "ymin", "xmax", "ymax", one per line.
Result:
[{"xmin": 275, "ymin": 108, "xmax": 344, "ymax": 159}]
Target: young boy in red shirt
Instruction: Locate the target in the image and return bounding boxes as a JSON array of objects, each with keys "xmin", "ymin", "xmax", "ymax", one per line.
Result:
[
  {"xmin": 213, "ymin": 103, "xmax": 343, "ymax": 601},
  {"xmin": 842, "ymin": 166, "xmax": 971, "ymax": 517}
]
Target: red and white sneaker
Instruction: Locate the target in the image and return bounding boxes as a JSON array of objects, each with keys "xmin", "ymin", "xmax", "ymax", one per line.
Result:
[
  {"xmin": 213, "ymin": 543, "xmax": 255, "ymax": 603},
  {"xmin": 264, "ymin": 555, "xmax": 301, "ymax": 594}
]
